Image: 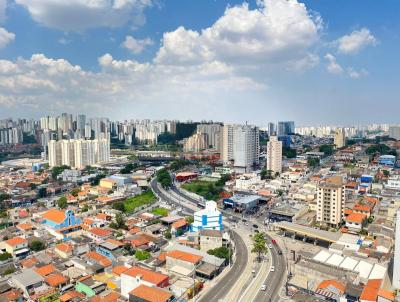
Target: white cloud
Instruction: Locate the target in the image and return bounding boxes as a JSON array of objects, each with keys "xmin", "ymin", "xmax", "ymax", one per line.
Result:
[
  {"xmin": 14, "ymin": 0, "xmax": 154, "ymax": 31},
  {"xmin": 0, "ymin": 27, "xmax": 15, "ymax": 48},
  {"xmin": 121, "ymin": 35, "xmax": 154, "ymax": 54},
  {"xmin": 337, "ymin": 28, "xmax": 377, "ymax": 54},
  {"xmin": 155, "ymin": 0, "xmax": 322, "ymax": 69},
  {"xmin": 324, "ymin": 53, "xmax": 343, "ymax": 74},
  {"xmin": 347, "ymin": 67, "xmax": 368, "ymax": 79},
  {"xmin": 58, "ymin": 37, "xmax": 70, "ymax": 45}
]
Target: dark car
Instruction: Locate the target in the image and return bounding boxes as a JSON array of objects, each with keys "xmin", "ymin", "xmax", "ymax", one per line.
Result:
[{"xmin": 252, "ymin": 224, "xmax": 259, "ymax": 228}]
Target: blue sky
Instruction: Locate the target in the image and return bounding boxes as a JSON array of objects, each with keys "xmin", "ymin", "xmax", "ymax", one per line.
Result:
[{"xmin": 0, "ymin": 0, "xmax": 399, "ymax": 126}]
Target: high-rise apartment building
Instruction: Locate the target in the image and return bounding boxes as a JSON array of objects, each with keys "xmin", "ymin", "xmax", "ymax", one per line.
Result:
[
  {"xmin": 389, "ymin": 126, "xmax": 400, "ymax": 140},
  {"xmin": 316, "ymin": 176, "xmax": 345, "ymax": 227},
  {"xmin": 266, "ymin": 136, "xmax": 282, "ymax": 174},
  {"xmin": 222, "ymin": 124, "xmax": 259, "ymax": 172},
  {"xmin": 334, "ymin": 128, "xmax": 346, "ymax": 148},
  {"xmin": 277, "ymin": 121, "xmax": 295, "ymax": 136},
  {"xmin": 183, "ymin": 132, "xmax": 208, "ymax": 152},
  {"xmin": 48, "ymin": 138, "xmax": 110, "ymax": 169},
  {"xmin": 267, "ymin": 122, "xmax": 276, "ymax": 136},
  {"xmin": 197, "ymin": 124, "xmax": 222, "ymax": 150},
  {"xmin": 0, "ymin": 128, "xmax": 23, "ymax": 145}
]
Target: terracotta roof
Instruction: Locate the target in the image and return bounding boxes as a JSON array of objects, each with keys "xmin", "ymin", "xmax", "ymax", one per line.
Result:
[
  {"xmin": 55, "ymin": 243, "xmax": 73, "ymax": 253},
  {"xmin": 172, "ymin": 219, "xmax": 187, "ymax": 229},
  {"xmin": 83, "ymin": 218, "xmax": 94, "ymax": 225},
  {"xmin": 346, "ymin": 213, "xmax": 366, "ymax": 224},
  {"xmin": 45, "ymin": 273, "xmax": 68, "ymax": 287},
  {"xmin": 85, "ymin": 251, "xmax": 112, "ymax": 267},
  {"xmin": 97, "ymin": 213, "xmax": 109, "ymax": 220},
  {"xmin": 17, "ymin": 222, "xmax": 34, "ymax": 231},
  {"xmin": 5, "ymin": 236, "xmax": 27, "ymax": 247},
  {"xmin": 360, "ymin": 279, "xmax": 382, "ymax": 301},
  {"xmin": 106, "ymin": 238, "xmax": 124, "ymax": 247},
  {"xmin": 122, "ymin": 266, "xmax": 169, "ymax": 286},
  {"xmin": 20, "ymin": 257, "xmax": 38, "ymax": 268},
  {"xmin": 129, "ymin": 227, "xmax": 141, "ymax": 234},
  {"xmin": 60, "ymin": 290, "xmax": 85, "ymax": 302},
  {"xmin": 158, "ymin": 252, "xmax": 167, "ymax": 262},
  {"xmin": 42, "ymin": 208, "xmax": 66, "ymax": 224},
  {"xmin": 35, "ymin": 264, "xmax": 56, "ymax": 276},
  {"xmin": 112, "ymin": 265, "xmax": 129, "ymax": 276},
  {"xmin": 129, "ymin": 284, "xmax": 173, "ymax": 302},
  {"xmin": 91, "ymin": 291, "xmax": 120, "ymax": 302},
  {"xmin": 364, "ymin": 196, "xmax": 378, "ymax": 204},
  {"xmin": 89, "ymin": 227, "xmax": 112, "ymax": 238},
  {"xmin": 131, "ymin": 235, "xmax": 150, "ymax": 247},
  {"xmin": 166, "ymin": 250, "xmax": 203, "ymax": 264},
  {"xmin": 317, "ymin": 280, "xmax": 345, "ymax": 293},
  {"xmin": 4, "ymin": 290, "xmax": 22, "ymax": 301},
  {"xmin": 354, "ymin": 204, "xmax": 372, "ymax": 212},
  {"xmin": 378, "ymin": 289, "xmax": 395, "ymax": 301},
  {"xmin": 344, "ymin": 209, "xmax": 353, "ymax": 215}
]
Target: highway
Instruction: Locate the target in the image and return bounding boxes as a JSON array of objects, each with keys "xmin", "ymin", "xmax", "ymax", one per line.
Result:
[{"xmin": 151, "ymin": 179, "xmax": 286, "ymax": 301}]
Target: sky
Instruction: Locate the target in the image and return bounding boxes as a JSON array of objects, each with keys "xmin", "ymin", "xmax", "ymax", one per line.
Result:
[{"xmin": 0, "ymin": 0, "xmax": 399, "ymax": 126}]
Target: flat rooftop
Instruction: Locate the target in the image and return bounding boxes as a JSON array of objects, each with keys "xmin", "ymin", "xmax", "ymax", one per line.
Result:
[{"xmin": 274, "ymin": 221, "xmax": 341, "ymax": 243}]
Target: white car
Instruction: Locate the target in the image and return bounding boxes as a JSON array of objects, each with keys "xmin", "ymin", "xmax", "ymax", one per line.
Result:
[
  {"xmin": 270, "ymin": 266, "xmax": 275, "ymax": 272},
  {"xmin": 268, "ymin": 244, "xmax": 273, "ymax": 249},
  {"xmin": 260, "ymin": 284, "xmax": 267, "ymax": 291}
]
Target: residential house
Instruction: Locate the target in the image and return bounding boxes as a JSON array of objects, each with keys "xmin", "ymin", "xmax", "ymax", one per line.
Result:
[{"xmin": 129, "ymin": 284, "xmax": 174, "ymax": 302}]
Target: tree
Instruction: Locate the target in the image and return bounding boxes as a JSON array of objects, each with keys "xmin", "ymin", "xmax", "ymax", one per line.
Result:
[
  {"xmin": 156, "ymin": 168, "xmax": 172, "ymax": 188},
  {"xmin": 251, "ymin": 232, "xmax": 268, "ymax": 262},
  {"xmin": 307, "ymin": 157, "xmax": 320, "ymax": 168},
  {"xmin": 81, "ymin": 204, "xmax": 89, "ymax": 212},
  {"xmin": 0, "ymin": 252, "xmax": 12, "ymax": 261},
  {"xmin": 207, "ymin": 247, "xmax": 231, "ymax": 263},
  {"xmin": 115, "ymin": 213, "xmax": 127, "ymax": 229},
  {"xmin": 319, "ymin": 144, "xmax": 334, "ymax": 156},
  {"xmin": 51, "ymin": 165, "xmax": 70, "ymax": 179},
  {"xmin": 112, "ymin": 201, "xmax": 126, "ymax": 213},
  {"xmin": 57, "ymin": 196, "xmax": 68, "ymax": 209},
  {"xmin": 283, "ymin": 147, "xmax": 297, "ymax": 158},
  {"xmin": 165, "ymin": 229, "xmax": 172, "ymax": 239},
  {"xmin": 135, "ymin": 250, "xmax": 150, "ymax": 261},
  {"xmin": 37, "ymin": 187, "xmax": 47, "ymax": 198},
  {"xmin": 30, "ymin": 240, "xmax": 45, "ymax": 251},
  {"xmin": 70, "ymin": 188, "xmax": 80, "ymax": 197},
  {"xmin": 382, "ymin": 170, "xmax": 390, "ymax": 177},
  {"xmin": 260, "ymin": 169, "xmax": 273, "ymax": 180},
  {"xmin": 185, "ymin": 216, "xmax": 194, "ymax": 224}
]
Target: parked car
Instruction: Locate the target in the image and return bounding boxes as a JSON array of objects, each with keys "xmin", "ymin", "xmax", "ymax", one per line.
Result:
[
  {"xmin": 260, "ymin": 284, "xmax": 267, "ymax": 291},
  {"xmin": 270, "ymin": 266, "xmax": 275, "ymax": 272}
]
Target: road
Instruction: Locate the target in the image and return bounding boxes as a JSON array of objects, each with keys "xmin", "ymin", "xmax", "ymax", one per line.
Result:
[{"xmin": 151, "ymin": 179, "xmax": 287, "ymax": 301}]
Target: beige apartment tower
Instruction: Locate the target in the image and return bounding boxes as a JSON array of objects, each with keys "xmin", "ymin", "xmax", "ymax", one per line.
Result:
[
  {"xmin": 334, "ymin": 128, "xmax": 346, "ymax": 148},
  {"xmin": 316, "ymin": 176, "xmax": 345, "ymax": 227},
  {"xmin": 266, "ymin": 136, "xmax": 282, "ymax": 174}
]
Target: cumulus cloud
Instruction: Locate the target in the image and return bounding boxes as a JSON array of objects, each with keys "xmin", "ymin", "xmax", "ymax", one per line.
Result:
[
  {"xmin": 324, "ymin": 53, "xmax": 343, "ymax": 74},
  {"xmin": 0, "ymin": 27, "xmax": 15, "ymax": 48},
  {"xmin": 121, "ymin": 35, "xmax": 154, "ymax": 54},
  {"xmin": 347, "ymin": 68, "xmax": 368, "ymax": 79},
  {"xmin": 14, "ymin": 0, "xmax": 154, "ymax": 31},
  {"xmin": 155, "ymin": 0, "xmax": 322, "ymax": 69},
  {"xmin": 336, "ymin": 28, "xmax": 377, "ymax": 54}
]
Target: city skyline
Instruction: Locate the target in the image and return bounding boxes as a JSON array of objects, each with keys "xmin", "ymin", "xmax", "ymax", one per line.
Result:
[{"xmin": 0, "ymin": 0, "xmax": 399, "ymax": 124}]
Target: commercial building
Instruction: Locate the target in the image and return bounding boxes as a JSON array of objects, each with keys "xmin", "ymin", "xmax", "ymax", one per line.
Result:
[
  {"xmin": 334, "ymin": 128, "xmax": 346, "ymax": 148},
  {"xmin": 266, "ymin": 136, "xmax": 282, "ymax": 174},
  {"xmin": 316, "ymin": 176, "xmax": 345, "ymax": 227},
  {"xmin": 191, "ymin": 201, "xmax": 223, "ymax": 232},
  {"xmin": 48, "ymin": 138, "xmax": 110, "ymax": 169},
  {"xmin": 378, "ymin": 155, "xmax": 396, "ymax": 167},
  {"xmin": 222, "ymin": 124, "xmax": 259, "ymax": 172},
  {"xmin": 223, "ymin": 194, "xmax": 260, "ymax": 212},
  {"xmin": 277, "ymin": 121, "xmax": 295, "ymax": 136}
]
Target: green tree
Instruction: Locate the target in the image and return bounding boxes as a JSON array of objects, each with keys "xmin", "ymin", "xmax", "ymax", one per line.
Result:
[
  {"xmin": 283, "ymin": 147, "xmax": 297, "ymax": 158},
  {"xmin": 81, "ymin": 204, "xmax": 89, "ymax": 212},
  {"xmin": 57, "ymin": 196, "xmax": 68, "ymax": 209},
  {"xmin": 135, "ymin": 250, "xmax": 150, "ymax": 261},
  {"xmin": 70, "ymin": 188, "xmax": 80, "ymax": 196},
  {"xmin": 4, "ymin": 268, "xmax": 15, "ymax": 275},
  {"xmin": 207, "ymin": 247, "xmax": 231, "ymax": 263},
  {"xmin": 0, "ymin": 252, "xmax": 12, "ymax": 261},
  {"xmin": 156, "ymin": 168, "xmax": 173, "ymax": 188},
  {"xmin": 251, "ymin": 232, "xmax": 268, "ymax": 262},
  {"xmin": 51, "ymin": 165, "xmax": 70, "ymax": 179},
  {"xmin": 30, "ymin": 240, "xmax": 45, "ymax": 251},
  {"xmin": 185, "ymin": 216, "xmax": 194, "ymax": 224},
  {"xmin": 307, "ymin": 157, "xmax": 320, "ymax": 168},
  {"xmin": 319, "ymin": 144, "xmax": 335, "ymax": 156},
  {"xmin": 165, "ymin": 229, "xmax": 172, "ymax": 239},
  {"xmin": 112, "ymin": 201, "xmax": 126, "ymax": 212}
]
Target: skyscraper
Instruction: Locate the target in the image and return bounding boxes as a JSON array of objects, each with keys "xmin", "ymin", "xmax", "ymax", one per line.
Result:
[
  {"xmin": 48, "ymin": 138, "xmax": 110, "ymax": 169},
  {"xmin": 267, "ymin": 122, "xmax": 276, "ymax": 136},
  {"xmin": 389, "ymin": 125, "xmax": 400, "ymax": 140},
  {"xmin": 277, "ymin": 121, "xmax": 295, "ymax": 136},
  {"xmin": 334, "ymin": 128, "xmax": 346, "ymax": 148},
  {"xmin": 266, "ymin": 136, "xmax": 282, "ymax": 174},
  {"xmin": 197, "ymin": 123, "xmax": 222, "ymax": 150},
  {"xmin": 316, "ymin": 176, "xmax": 345, "ymax": 227},
  {"xmin": 222, "ymin": 124, "xmax": 259, "ymax": 172}
]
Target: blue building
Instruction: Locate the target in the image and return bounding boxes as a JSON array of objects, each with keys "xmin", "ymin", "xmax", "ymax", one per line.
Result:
[
  {"xmin": 41, "ymin": 209, "xmax": 82, "ymax": 239},
  {"xmin": 190, "ymin": 201, "xmax": 223, "ymax": 232},
  {"xmin": 378, "ymin": 155, "xmax": 396, "ymax": 167}
]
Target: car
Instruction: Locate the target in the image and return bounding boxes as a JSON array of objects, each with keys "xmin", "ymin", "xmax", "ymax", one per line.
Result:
[
  {"xmin": 270, "ymin": 266, "xmax": 275, "ymax": 272},
  {"xmin": 260, "ymin": 284, "xmax": 267, "ymax": 291},
  {"xmin": 268, "ymin": 244, "xmax": 273, "ymax": 249},
  {"xmin": 254, "ymin": 229, "xmax": 259, "ymax": 233},
  {"xmin": 245, "ymin": 222, "xmax": 249, "ymax": 226},
  {"xmin": 272, "ymin": 239, "xmax": 277, "ymax": 244},
  {"xmin": 252, "ymin": 224, "xmax": 259, "ymax": 228},
  {"xmin": 278, "ymin": 250, "xmax": 282, "ymax": 255}
]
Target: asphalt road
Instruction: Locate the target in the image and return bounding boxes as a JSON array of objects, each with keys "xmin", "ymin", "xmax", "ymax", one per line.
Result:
[
  {"xmin": 253, "ymin": 233, "xmax": 286, "ymax": 302},
  {"xmin": 150, "ymin": 179, "xmax": 250, "ymax": 302}
]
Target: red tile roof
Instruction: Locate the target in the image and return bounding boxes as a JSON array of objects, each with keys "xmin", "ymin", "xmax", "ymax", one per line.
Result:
[
  {"xmin": 129, "ymin": 284, "xmax": 173, "ymax": 302},
  {"xmin": 45, "ymin": 273, "xmax": 68, "ymax": 287},
  {"xmin": 5, "ymin": 236, "xmax": 27, "ymax": 247},
  {"xmin": 89, "ymin": 227, "xmax": 112, "ymax": 238},
  {"xmin": 317, "ymin": 280, "xmax": 345, "ymax": 293},
  {"xmin": 166, "ymin": 250, "xmax": 203, "ymax": 264},
  {"xmin": 346, "ymin": 213, "xmax": 366, "ymax": 224},
  {"xmin": 55, "ymin": 243, "xmax": 73, "ymax": 253},
  {"xmin": 35, "ymin": 264, "xmax": 56, "ymax": 276},
  {"xmin": 360, "ymin": 279, "xmax": 382, "ymax": 301},
  {"xmin": 42, "ymin": 208, "xmax": 66, "ymax": 224},
  {"xmin": 85, "ymin": 251, "xmax": 112, "ymax": 267},
  {"xmin": 122, "ymin": 266, "xmax": 169, "ymax": 286},
  {"xmin": 112, "ymin": 265, "xmax": 129, "ymax": 276}
]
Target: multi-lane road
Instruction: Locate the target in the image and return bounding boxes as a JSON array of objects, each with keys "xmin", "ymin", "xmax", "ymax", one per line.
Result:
[{"xmin": 150, "ymin": 178, "xmax": 286, "ymax": 301}]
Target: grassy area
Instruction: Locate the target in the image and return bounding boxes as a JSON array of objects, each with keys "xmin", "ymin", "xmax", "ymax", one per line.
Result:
[
  {"xmin": 124, "ymin": 191, "xmax": 156, "ymax": 213},
  {"xmin": 182, "ymin": 180, "xmax": 223, "ymax": 201},
  {"xmin": 152, "ymin": 207, "xmax": 169, "ymax": 217}
]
